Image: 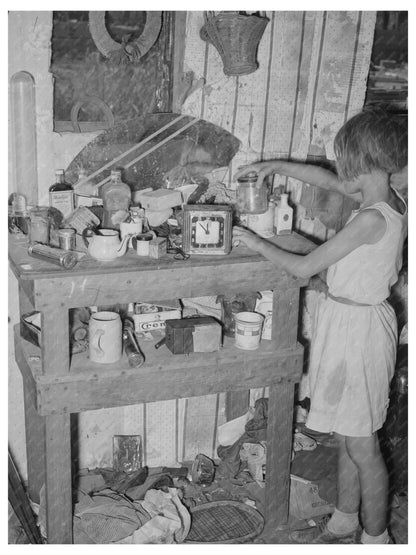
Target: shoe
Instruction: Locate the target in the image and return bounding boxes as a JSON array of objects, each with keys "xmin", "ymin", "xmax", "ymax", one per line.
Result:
[
  {"xmin": 290, "ymin": 515, "xmax": 360, "ymax": 544},
  {"xmin": 293, "ymin": 432, "xmax": 317, "ymax": 452}
]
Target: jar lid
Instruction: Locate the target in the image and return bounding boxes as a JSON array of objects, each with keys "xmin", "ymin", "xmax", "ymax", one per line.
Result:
[
  {"xmin": 58, "ymin": 228, "xmax": 76, "ymax": 236},
  {"xmin": 237, "ymin": 172, "xmax": 258, "ymax": 183}
]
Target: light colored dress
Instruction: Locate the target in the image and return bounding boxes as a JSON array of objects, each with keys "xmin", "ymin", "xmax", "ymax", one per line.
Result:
[{"xmin": 306, "ymin": 192, "xmax": 407, "ymax": 437}]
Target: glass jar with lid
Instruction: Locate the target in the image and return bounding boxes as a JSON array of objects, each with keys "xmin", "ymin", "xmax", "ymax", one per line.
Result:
[
  {"xmin": 236, "ymin": 172, "xmax": 269, "ymax": 214},
  {"xmin": 29, "ymin": 206, "xmax": 50, "ymax": 244}
]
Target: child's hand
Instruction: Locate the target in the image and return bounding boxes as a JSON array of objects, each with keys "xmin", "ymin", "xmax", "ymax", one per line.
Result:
[
  {"xmin": 233, "ymin": 226, "xmax": 263, "ymax": 252},
  {"xmin": 234, "ymin": 161, "xmax": 279, "ymax": 188}
]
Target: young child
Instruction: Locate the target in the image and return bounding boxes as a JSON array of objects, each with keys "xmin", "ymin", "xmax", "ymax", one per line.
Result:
[{"xmin": 233, "ymin": 105, "xmax": 407, "ymax": 544}]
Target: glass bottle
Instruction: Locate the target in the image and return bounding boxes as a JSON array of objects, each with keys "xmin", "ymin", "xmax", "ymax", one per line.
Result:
[
  {"xmin": 8, "ymin": 193, "xmax": 30, "ymax": 235},
  {"xmin": 49, "ymin": 169, "xmax": 74, "ymax": 220},
  {"xmin": 274, "ymin": 192, "xmax": 293, "ymax": 235},
  {"xmin": 74, "ymin": 168, "xmax": 101, "ymax": 204},
  {"xmin": 100, "ymin": 170, "xmax": 131, "ymax": 230}
]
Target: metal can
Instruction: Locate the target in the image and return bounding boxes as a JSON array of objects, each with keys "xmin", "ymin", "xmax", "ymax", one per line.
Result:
[
  {"xmin": 58, "ymin": 228, "xmax": 76, "ymax": 251},
  {"xmin": 28, "ymin": 243, "xmax": 78, "ymax": 269}
]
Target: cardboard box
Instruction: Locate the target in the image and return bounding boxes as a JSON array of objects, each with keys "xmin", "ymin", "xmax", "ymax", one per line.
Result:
[
  {"xmin": 148, "ymin": 237, "xmax": 167, "ymax": 259},
  {"xmin": 139, "ymin": 189, "xmax": 183, "ymax": 211},
  {"xmin": 165, "ymin": 316, "xmax": 222, "ymax": 354},
  {"xmin": 133, "ymin": 300, "xmax": 182, "ymax": 333},
  {"xmin": 289, "ymin": 474, "xmax": 334, "ymax": 520}
]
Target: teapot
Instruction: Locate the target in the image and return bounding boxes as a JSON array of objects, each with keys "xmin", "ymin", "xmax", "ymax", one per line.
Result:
[{"xmin": 83, "ymin": 228, "xmax": 131, "ymax": 262}]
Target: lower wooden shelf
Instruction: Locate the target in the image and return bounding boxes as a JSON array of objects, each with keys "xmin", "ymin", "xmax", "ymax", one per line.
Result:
[{"xmin": 14, "ymin": 326, "xmax": 304, "ymax": 416}]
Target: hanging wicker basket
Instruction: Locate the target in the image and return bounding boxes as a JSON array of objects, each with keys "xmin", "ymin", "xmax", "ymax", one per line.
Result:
[{"xmin": 200, "ymin": 11, "xmax": 269, "ymax": 76}]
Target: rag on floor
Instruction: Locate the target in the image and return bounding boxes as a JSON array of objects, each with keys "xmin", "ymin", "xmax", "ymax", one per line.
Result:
[{"xmin": 217, "ymin": 398, "xmax": 268, "ymax": 479}]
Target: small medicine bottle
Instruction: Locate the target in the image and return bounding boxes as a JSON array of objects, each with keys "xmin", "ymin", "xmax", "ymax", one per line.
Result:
[
  {"xmin": 274, "ymin": 192, "xmax": 293, "ymax": 235},
  {"xmin": 49, "ymin": 169, "xmax": 74, "ymax": 220},
  {"xmin": 100, "ymin": 170, "xmax": 131, "ymax": 230}
]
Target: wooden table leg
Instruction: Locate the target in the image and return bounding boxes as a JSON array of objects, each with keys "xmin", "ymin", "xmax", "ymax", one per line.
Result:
[
  {"xmin": 264, "ymin": 382, "xmax": 295, "ymax": 530},
  {"xmin": 41, "ymin": 310, "xmax": 73, "ymax": 543},
  {"xmin": 44, "ymin": 414, "xmax": 73, "ymax": 544},
  {"xmin": 23, "ymin": 377, "xmax": 45, "ymax": 505}
]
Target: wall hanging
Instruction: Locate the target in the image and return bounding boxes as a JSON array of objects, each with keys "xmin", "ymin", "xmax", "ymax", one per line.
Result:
[
  {"xmin": 200, "ymin": 11, "xmax": 269, "ymax": 76},
  {"xmin": 89, "ymin": 11, "xmax": 162, "ymax": 64}
]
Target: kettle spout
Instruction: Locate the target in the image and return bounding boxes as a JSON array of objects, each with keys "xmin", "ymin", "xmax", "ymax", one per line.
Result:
[{"xmin": 117, "ymin": 234, "xmax": 131, "ymax": 256}]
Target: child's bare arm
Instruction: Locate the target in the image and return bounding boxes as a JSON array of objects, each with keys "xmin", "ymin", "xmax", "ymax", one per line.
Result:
[
  {"xmin": 234, "ymin": 160, "xmax": 361, "ymax": 201},
  {"xmin": 233, "ymin": 209, "xmax": 386, "ymax": 279}
]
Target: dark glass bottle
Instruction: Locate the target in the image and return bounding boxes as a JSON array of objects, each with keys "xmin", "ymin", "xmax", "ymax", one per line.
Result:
[{"xmin": 49, "ymin": 169, "xmax": 74, "ymax": 220}]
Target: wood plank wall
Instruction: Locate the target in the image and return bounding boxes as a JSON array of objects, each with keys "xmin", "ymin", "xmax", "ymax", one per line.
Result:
[
  {"xmin": 9, "ymin": 11, "xmax": 376, "ymax": 472},
  {"xmin": 107, "ymin": 11, "xmax": 377, "ymax": 470}
]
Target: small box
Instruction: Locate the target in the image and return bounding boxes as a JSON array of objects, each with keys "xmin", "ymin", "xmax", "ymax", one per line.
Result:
[
  {"xmin": 139, "ymin": 189, "xmax": 183, "ymax": 211},
  {"xmin": 289, "ymin": 474, "xmax": 334, "ymax": 520},
  {"xmin": 148, "ymin": 237, "xmax": 167, "ymax": 259},
  {"xmin": 165, "ymin": 316, "xmax": 222, "ymax": 354},
  {"xmin": 133, "ymin": 300, "xmax": 182, "ymax": 333},
  {"xmin": 75, "ymin": 194, "xmax": 103, "ymax": 208}
]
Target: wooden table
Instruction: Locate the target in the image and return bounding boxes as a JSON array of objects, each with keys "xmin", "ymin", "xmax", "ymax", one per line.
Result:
[{"xmin": 10, "ymin": 232, "xmax": 314, "ymax": 543}]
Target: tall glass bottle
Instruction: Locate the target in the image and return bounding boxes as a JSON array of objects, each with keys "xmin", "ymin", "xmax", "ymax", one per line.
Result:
[
  {"xmin": 100, "ymin": 170, "xmax": 131, "ymax": 230},
  {"xmin": 49, "ymin": 169, "xmax": 74, "ymax": 220}
]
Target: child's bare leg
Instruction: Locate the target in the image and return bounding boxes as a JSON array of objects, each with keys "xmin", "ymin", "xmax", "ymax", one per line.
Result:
[
  {"xmin": 345, "ymin": 434, "xmax": 389, "ymax": 536},
  {"xmin": 336, "ymin": 433, "xmax": 361, "ymax": 513}
]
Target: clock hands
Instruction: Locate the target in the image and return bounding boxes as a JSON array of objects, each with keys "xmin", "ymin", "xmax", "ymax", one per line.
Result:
[{"xmin": 199, "ymin": 221, "xmax": 210, "ymax": 234}]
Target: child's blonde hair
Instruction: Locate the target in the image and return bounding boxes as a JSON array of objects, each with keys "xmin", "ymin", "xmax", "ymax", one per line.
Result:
[{"xmin": 334, "ymin": 104, "xmax": 408, "ymax": 181}]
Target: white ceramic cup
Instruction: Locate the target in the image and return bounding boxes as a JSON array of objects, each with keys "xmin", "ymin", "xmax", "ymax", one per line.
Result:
[
  {"xmin": 133, "ymin": 231, "xmax": 156, "ymax": 256},
  {"xmin": 89, "ymin": 311, "xmax": 122, "ymax": 364},
  {"xmin": 120, "ymin": 221, "xmax": 143, "ymax": 247},
  {"xmin": 234, "ymin": 311, "xmax": 264, "ymax": 350}
]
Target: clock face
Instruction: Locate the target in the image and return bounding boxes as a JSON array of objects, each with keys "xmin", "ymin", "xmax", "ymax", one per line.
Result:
[
  {"xmin": 183, "ymin": 205, "xmax": 232, "ymax": 255},
  {"xmin": 195, "ymin": 219, "xmax": 220, "ymax": 244},
  {"xmin": 191, "ymin": 215, "xmax": 224, "ymax": 249}
]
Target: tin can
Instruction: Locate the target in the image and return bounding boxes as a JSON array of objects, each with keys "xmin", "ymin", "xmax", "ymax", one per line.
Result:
[
  {"xmin": 58, "ymin": 228, "xmax": 76, "ymax": 251},
  {"xmin": 28, "ymin": 243, "xmax": 78, "ymax": 269}
]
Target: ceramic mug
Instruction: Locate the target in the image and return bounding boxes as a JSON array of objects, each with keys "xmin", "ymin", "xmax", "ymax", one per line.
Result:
[
  {"xmin": 89, "ymin": 311, "xmax": 122, "ymax": 363},
  {"xmin": 132, "ymin": 231, "xmax": 156, "ymax": 256}
]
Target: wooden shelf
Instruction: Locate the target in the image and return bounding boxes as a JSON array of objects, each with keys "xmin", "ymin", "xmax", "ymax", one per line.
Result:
[
  {"xmin": 9, "ymin": 230, "xmax": 317, "ymax": 542},
  {"xmin": 14, "ymin": 326, "xmax": 303, "ymax": 415}
]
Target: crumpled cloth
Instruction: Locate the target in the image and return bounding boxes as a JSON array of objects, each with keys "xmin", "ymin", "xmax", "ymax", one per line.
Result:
[
  {"xmin": 130, "ymin": 488, "xmax": 191, "ymax": 544},
  {"xmin": 217, "ymin": 398, "xmax": 268, "ymax": 479},
  {"xmin": 38, "ymin": 485, "xmax": 190, "ymax": 544},
  {"xmin": 74, "ymin": 489, "xmax": 151, "ymax": 543}
]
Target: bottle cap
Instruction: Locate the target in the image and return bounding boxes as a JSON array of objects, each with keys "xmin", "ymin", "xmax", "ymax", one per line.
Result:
[
  {"xmin": 55, "ymin": 169, "xmax": 64, "ymax": 175},
  {"xmin": 111, "ymin": 169, "xmax": 122, "ymax": 178}
]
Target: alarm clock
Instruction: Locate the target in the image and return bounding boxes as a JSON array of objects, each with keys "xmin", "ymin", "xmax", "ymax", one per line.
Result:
[{"xmin": 182, "ymin": 204, "xmax": 233, "ymax": 255}]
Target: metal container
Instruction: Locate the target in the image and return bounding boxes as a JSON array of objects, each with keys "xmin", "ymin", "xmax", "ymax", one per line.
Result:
[
  {"xmin": 28, "ymin": 243, "xmax": 78, "ymax": 269},
  {"xmin": 58, "ymin": 228, "xmax": 76, "ymax": 251},
  {"xmin": 236, "ymin": 173, "xmax": 269, "ymax": 214}
]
